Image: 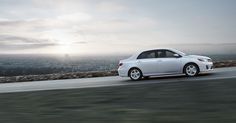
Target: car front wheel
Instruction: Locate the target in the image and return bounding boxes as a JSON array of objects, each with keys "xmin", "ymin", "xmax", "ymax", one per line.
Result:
[
  {"xmin": 184, "ymin": 64, "xmax": 199, "ymax": 77},
  {"xmin": 129, "ymin": 68, "xmax": 142, "ymax": 81}
]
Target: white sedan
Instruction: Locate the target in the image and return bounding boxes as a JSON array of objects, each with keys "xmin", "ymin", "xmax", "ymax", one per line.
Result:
[{"xmin": 118, "ymin": 48, "xmax": 213, "ymax": 80}]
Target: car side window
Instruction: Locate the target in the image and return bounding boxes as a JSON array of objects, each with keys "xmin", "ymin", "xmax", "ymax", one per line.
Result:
[
  {"xmin": 165, "ymin": 50, "xmax": 176, "ymax": 58},
  {"xmin": 157, "ymin": 50, "xmax": 166, "ymax": 58},
  {"xmin": 156, "ymin": 50, "xmax": 177, "ymax": 58},
  {"xmin": 137, "ymin": 51, "xmax": 156, "ymax": 59}
]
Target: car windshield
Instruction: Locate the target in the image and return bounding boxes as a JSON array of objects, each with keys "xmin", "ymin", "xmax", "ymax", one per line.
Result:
[
  {"xmin": 179, "ymin": 51, "xmax": 187, "ymax": 56},
  {"xmin": 173, "ymin": 49, "xmax": 187, "ymax": 56}
]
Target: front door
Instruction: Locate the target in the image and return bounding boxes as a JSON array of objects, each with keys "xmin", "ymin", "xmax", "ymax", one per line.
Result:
[{"xmin": 156, "ymin": 50, "xmax": 182, "ymax": 74}]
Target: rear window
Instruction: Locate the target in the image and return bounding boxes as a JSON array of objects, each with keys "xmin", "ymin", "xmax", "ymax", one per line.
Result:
[{"xmin": 137, "ymin": 51, "xmax": 156, "ymax": 59}]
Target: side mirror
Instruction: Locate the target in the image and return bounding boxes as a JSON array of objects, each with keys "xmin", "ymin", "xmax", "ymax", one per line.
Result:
[{"xmin": 173, "ymin": 54, "xmax": 181, "ymax": 58}]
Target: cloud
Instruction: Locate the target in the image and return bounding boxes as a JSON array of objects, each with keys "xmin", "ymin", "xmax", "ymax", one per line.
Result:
[
  {"xmin": 56, "ymin": 13, "xmax": 92, "ymax": 22},
  {"xmin": 96, "ymin": 1, "xmax": 128, "ymax": 12},
  {"xmin": 0, "ymin": 18, "xmax": 9, "ymax": 21},
  {"xmin": 0, "ymin": 20, "xmax": 24, "ymax": 26},
  {"xmin": 0, "ymin": 0, "xmax": 157, "ymax": 54},
  {"xmin": 78, "ymin": 18, "xmax": 157, "ymax": 33},
  {"xmin": 0, "ymin": 35, "xmax": 57, "ymax": 49},
  {"xmin": 73, "ymin": 41, "xmax": 87, "ymax": 44}
]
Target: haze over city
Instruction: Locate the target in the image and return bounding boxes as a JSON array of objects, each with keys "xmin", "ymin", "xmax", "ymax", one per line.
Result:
[{"xmin": 0, "ymin": 0, "xmax": 236, "ymax": 55}]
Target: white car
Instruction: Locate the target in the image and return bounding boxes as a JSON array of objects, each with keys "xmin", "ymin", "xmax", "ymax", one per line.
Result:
[{"xmin": 118, "ymin": 48, "xmax": 213, "ymax": 80}]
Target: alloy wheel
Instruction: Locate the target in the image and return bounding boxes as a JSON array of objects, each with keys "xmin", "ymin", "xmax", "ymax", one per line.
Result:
[
  {"xmin": 129, "ymin": 68, "xmax": 142, "ymax": 80},
  {"xmin": 185, "ymin": 64, "xmax": 198, "ymax": 76}
]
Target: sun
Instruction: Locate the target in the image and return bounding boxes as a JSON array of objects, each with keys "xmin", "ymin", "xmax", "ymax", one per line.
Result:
[{"xmin": 44, "ymin": 30, "xmax": 77, "ymax": 54}]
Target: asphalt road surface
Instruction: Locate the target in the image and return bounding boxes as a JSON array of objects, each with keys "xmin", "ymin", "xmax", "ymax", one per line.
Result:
[{"xmin": 0, "ymin": 67, "xmax": 236, "ymax": 93}]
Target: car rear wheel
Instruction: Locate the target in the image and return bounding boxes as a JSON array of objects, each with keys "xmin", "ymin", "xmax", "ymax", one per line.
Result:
[
  {"xmin": 129, "ymin": 68, "xmax": 142, "ymax": 81},
  {"xmin": 184, "ymin": 64, "xmax": 199, "ymax": 77}
]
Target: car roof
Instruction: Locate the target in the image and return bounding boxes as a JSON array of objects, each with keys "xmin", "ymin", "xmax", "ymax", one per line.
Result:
[
  {"xmin": 137, "ymin": 48, "xmax": 177, "ymax": 53},
  {"xmin": 130, "ymin": 48, "xmax": 186, "ymax": 59}
]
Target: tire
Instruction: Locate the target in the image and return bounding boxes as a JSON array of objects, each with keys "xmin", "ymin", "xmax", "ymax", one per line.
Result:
[
  {"xmin": 184, "ymin": 63, "xmax": 199, "ymax": 77},
  {"xmin": 129, "ymin": 68, "xmax": 142, "ymax": 81}
]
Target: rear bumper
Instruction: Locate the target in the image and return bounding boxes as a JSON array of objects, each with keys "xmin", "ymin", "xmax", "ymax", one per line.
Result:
[{"xmin": 118, "ymin": 68, "xmax": 129, "ymax": 77}]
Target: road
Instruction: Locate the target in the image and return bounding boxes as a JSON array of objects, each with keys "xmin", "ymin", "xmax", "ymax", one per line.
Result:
[{"xmin": 0, "ymin": 67, "xmax": 236, "ymax": 93}]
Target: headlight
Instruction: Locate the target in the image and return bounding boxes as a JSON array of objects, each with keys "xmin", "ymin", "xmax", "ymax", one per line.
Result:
[
  {"xmin": 198, "ymin": 58, "xmax": 208, "ymax": 62},
  {"xmin": 207, "ymin": 59, "xmax": 212, "ymax": 62}
]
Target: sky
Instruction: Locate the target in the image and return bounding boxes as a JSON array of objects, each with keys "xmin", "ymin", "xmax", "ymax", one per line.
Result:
[{"xmin": 0, "ymin": 0, "xmax": 236, "ymax": 55}]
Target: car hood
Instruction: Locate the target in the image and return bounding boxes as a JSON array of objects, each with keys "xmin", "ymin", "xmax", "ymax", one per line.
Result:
[{"xmin": 187, "ymin": 55, "xmax": 211, "ymax": 59}]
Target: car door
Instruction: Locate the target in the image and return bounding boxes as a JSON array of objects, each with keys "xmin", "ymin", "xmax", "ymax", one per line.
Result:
[
  {"xmin": 136, "ymin": 50, "xmax": 159, "ymax": 75},
  {"xmin": 156, "ymin": 50, "xmax": 183, "ymax": 74}
]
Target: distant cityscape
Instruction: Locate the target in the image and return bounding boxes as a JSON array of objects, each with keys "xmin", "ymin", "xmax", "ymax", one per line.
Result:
[
  {"xmin": 0, "ymin": 54, "xmax": 129, "ymax": 76},
  {"xmin": 0, "ymin": 54, "xmax": 235, "ymax": 76}
]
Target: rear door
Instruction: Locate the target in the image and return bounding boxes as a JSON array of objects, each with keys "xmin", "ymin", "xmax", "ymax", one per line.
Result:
[{"xmin": 136, "ymin": 50, "xmax": 159, "ymax": 75}]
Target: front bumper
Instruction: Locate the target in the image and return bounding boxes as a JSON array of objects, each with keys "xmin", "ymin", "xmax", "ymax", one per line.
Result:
[{"xmin": 199, "ymin": 62, "xmax": 214, "ymax": 72}]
